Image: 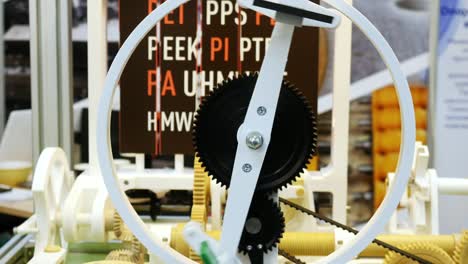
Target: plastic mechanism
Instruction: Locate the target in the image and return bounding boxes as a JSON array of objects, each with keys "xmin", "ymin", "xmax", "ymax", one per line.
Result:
[{"xmin": 97, "ymin": 0, "xmax": 416, "ymax": 263}]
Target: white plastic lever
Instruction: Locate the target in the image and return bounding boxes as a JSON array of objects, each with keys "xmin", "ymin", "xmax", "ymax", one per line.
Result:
[{"xmin": 238, "ymin": 0, "xmax": 341, "ymax": 28}]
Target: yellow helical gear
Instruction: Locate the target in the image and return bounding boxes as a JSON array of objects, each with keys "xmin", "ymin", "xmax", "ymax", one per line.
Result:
[
  {"xmin": 120, "ymin": 230, "xmax": 136, "ymax": 242},
  {"xmin": 191, "ymin": 156, "xmax": 209, "ymax": 225},
  {"xmin": 113, "ymin": 212, "xmax": 138, "ymax": 242},
  {"xmin": 189, "ymin": 248, "xmax": 202, "ymax": 263},
  {"xmin": 105, "ymin": 249, "xmax": 138, "ymax": 263},
  {"xmin": 111, "ymin": 212, "xmax": 145, "ymax": 264},
  {"xmin": 190, "ymin": 204, "xmax": 207, "ymax": 226},
  {"xmin": 171, "ymin": 223, "xmax": 191, "ymax": 256},
  {"xmin": 113, "ymin": 212, "xmax": 123, "ymax": 238},
  {"xmin": 189, "ymin": 156, "xmax": 210, "ymax": 263},
  {"xmin": 193, "ymin": 156, "xmax": 210, "ymax": 206},
  {"xmin": 384, "ymin": 243, "xmax": 455, "ymax": 264},
  {"xmin": 454, "ymin": 230, "xmax": 468, "ymax": 264},
  {"xmin": 129, "ymin": 236, "xmax": 146, "ymax": 264}
]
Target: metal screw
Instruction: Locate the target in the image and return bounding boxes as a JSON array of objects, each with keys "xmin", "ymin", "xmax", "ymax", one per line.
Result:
[
  {"xmin": 242, "ymin": 164, "xmax": 252, "ymax": 173},
  {"xmin": 247, "ymin": 245, "xmax": 253, "ymax": 251},
  {"xmin": 257, "ymin": 106, "xmax": 267, "ymax": 116},
  {"xmin": 257, "ymin": 244, "xmax": 263, "ymax": 250},
  {"xmin": 246, "ymin": 132, "xmax": 264, "ymax": 150}
]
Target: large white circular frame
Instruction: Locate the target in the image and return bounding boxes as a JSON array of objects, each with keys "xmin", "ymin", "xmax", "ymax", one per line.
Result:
[{"xmin": 97, "ymin": 0, "xmax": 416, "ymax": 263}]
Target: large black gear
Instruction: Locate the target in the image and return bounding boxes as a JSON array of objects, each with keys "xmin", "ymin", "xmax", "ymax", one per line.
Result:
[
  {"xmin": 238, "ymin": 195, "xmax": 285, "ymax": 255},
  {"xmin": 193, "ymin": 73, "xmax": 317, "ymax": 193}
]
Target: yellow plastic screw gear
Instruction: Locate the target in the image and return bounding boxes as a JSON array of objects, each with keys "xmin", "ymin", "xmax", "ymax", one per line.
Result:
[
  {"xmin": 192, "ymin": 156, "xmax": 210, "ymax": 206},
  {"xmin": 454, "ymin": 230, "xmax": 468, "ymax": 264},
  {"xmin": 191, "ymin": 156, "xmax": 210, "ymax": 225},
  {"xmin": 189, "ymin": 156, "xmax": 211, "ymax": 263},
  {"xmin": 384, "ymin": 242, "xmax": 455, "ymax": 264}
]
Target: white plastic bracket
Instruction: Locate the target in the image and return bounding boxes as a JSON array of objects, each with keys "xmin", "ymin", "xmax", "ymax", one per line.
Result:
[{"xmin": 238, "ymin": 0, "xmax": 341, "ymax": 28}]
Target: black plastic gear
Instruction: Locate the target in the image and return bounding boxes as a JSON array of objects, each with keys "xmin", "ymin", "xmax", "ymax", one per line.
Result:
[
  {"xmin": 193, "ymin": 73, "xmax": 317, "ymax": 193},
  {"xmin": 238, "ymin": 195, "xmax": 285, "ymax": 254}
]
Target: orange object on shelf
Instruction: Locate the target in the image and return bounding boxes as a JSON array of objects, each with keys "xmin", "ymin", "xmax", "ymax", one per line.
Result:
[
  {"xmin": 374, "ymin": 153, "xmax": 399, "ymax": 182},
  {"xmin": 374, "ymin": 107, "xmax": 427, "ymax": 130},
  {"xmin": 373, "ymin": 84, "xmax": 428, "ymax": 108},
  {"xmin": 374, "ymin": 129, "xmax": 427, "ymax": 154},
  {"xmin": 372, "ymin": 84, "xmax": 428, "ymax": 209}
]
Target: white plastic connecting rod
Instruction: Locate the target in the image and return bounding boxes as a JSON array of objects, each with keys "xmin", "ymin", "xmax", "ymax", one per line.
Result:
[{"xmin": 220, "ymin": 20, "xmax": 296, "ymax": 258}]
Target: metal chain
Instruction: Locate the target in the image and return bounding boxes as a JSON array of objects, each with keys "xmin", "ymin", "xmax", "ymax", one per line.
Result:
[{"xmin": 278, "ymin": 197, "xmax": 433, "ymax": 264}]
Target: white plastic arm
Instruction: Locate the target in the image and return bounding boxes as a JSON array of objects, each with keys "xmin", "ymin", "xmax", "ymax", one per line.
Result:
[{"xmin": 315, "ymin": 0, "xmax": 415, "ymax": 262}]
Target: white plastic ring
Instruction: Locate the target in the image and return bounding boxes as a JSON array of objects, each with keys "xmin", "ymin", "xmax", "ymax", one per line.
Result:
[{"xmin": 97, "ymin": 0, "xmax": 415, "ymax": 263}]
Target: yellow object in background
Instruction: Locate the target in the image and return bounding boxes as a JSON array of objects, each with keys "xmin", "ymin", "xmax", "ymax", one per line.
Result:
[
  {"xmin": 373, "ymin": 84, "xmax": 428, "ymax": 108},
  {"xmin": 373, "ymin": 153, "xmax": 399, "ymax": 182},
  {"xmin": 374, "ymin": 129, "xmax": 427, "ymax": 154},
  {"xmin": 0, "ymin": 161, "xmax": 32, "ymax": 186},
  {"xmin": 372, "ymin": 85, "xmax": 428, "ymax": 209},
  {"xmin": 307, "ymin": 156, "xmax": 319, "ymax": 171},
  {"xmin": 384, "ymin": 243, "xmax": 455, "ymax": 264},
  {"xmin": 374, "ymin": 107, "xmax": 427, "ymax": 130}
]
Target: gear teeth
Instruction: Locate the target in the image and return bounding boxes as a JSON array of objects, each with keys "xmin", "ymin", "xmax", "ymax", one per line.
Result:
[
  {"xmin": 190, "ymin": 205, "xmax": 207, "ymax": 224},
  {"xmin": 192, "ymin": 157, "xmax": 209, "ymax": 206},
  {"xmin": 189, "ymin": 157, "xmax": 210, "ymax": 262},
  {"xmin": 120, "ymin": 230, "xmax": 136, "ymax": 242},
  {"xmin": 193, "ymin": 74, "xmax": 318, "ymax": 193},
  {"xmin": 113, "ymin": 212, "xmax": 136, "ymax": 242},
  {"xmin": 210, "ymin": 175, "xmax": 226, "ymax": 188},
  {"xmin": 454, "ymin": 230, "xmax": 468, "ymax": 264},
  {"xmin": 383, "ymin": 242, "xmax": 455, "ymax": 264},
  {"xmin": 105, "ymin": 249, "xmax": 138, "ymax": 263},
  {"xmin": 239, "ymin": 196, "xmax": 285, "ymax": 254},
  {"xmin": 274, "ymin": 80, "xmax": 318, "ymax": 192},
  {"xmin": 130, "ymin": 237, "xmax": 146, "ymax": 264},
  {"xmin": 113, "ymin": 212, "xmax": 123, "ymax": 239},
  {"xmin": 189, "ymin": 250, "xmax": 202, "ymax": 263}
]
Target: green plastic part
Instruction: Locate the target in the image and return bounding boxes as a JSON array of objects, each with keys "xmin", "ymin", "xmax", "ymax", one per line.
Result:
[{"xmin": 200, "ymin": 241, "xmax": 218, "ymax": 264}]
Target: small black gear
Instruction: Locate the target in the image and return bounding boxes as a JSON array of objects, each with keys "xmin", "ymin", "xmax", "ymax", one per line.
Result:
[
  {"xmin": 238, "ymin": 195, "xmax": 285, "ymax": 255},
  {"xmin": 193, "ymin": 73, "xmax": 317, "ymax": 193}
]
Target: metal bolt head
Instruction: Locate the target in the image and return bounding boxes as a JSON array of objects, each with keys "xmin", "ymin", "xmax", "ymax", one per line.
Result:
[
  {"xmin": 242, "ymin": 163, "xmax": 252, "ymax": 173},
  {"xmin": 257, "ymin": 106, "xmax": 267, "ymax": 116},
  {"xmin": 247, "ymin": 245, "xmax": 253, "ymax": 251},
  {"xmin": 257, "ymin": 244, "xmax": 263, "ymax": 250},
  {"xmin": 246, "ymin": 132, "xmax": 264, "ymax": 150}
]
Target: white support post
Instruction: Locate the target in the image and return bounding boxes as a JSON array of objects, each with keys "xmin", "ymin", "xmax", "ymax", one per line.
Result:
[
  {"xmin": 29, "ymin": 0, "xmax": 74, "ymax": 163},
  {"xmin": 175, "ymin": 154, "xmax": 184, "ymax": 173},
  {"xmin": 328, "ymin": 0, "xmax": 352, "ymax": 223},
  {"xmin": 305, "ymin": 0, "xmax": 352, "ymax": 225},
  {"xmin": 87, "ymin": 0, "xmax": 108, "ymax": 177}
]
